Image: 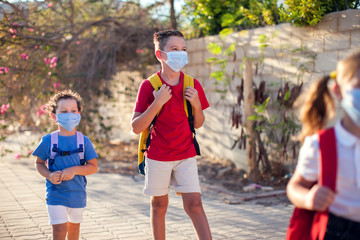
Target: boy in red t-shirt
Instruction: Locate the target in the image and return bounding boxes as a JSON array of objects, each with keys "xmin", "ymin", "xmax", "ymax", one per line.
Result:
[{"xmin": 131, "ymin": 30, "xmax": 212, "ymax": 239}]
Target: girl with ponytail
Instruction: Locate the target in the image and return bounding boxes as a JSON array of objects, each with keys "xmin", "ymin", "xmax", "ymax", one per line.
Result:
[{"xmin": 286, "ymin": 50, "xmax": 360, "ymax": 239}]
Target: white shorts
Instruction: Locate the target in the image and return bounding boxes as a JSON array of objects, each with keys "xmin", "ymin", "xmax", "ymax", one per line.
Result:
[
  {"xmin": 47, "ymin": 205, "xmax": 84, "ymax": 225},
  {"xmin": 144, "ymin": 157, "xmax": 201, "ymax": 196}
]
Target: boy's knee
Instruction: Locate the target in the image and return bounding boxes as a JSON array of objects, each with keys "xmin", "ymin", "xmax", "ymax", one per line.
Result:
[
  {"xmin": 52, "ymin": 223, "xmax": 67, "ymax": 239},
  {"xmin": 151, "ymin": 196, "xmax": 168, "ymax": 214},
  {"xmin": 67, "ymin": 222, "xmax": 80, "ymax": 230},
  {"xmin": 184, "ymin": 198, "xmax": 204, "ymax": 214}
]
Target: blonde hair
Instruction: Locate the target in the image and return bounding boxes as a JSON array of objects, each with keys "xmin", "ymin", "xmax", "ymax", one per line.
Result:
[{"xmin": 297, "ymin": 50, "xmax": 360, "ymax": 142}]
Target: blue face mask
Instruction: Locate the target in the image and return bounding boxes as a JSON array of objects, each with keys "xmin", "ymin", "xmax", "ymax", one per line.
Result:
[
  {"xmin": 56, "ymin": 113, "xmax": 81, "ymax": 132},
  {"xmin": 161, "ymin": 51, "xmax": 188, "ymax": 72},
  {"xmin": 341, "ymin": 89, "xmax": 360, "ymax": 127}
]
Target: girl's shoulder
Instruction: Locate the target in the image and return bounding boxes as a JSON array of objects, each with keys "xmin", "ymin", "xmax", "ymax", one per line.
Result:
[{"xmin": 302, "ymin": 133, "xmax": 320, "ymax": 151}]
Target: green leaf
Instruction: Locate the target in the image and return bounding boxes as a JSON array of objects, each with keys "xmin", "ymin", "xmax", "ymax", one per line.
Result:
[
  {"xmin": 206, "ymin": 57, "xmax": 219, "ymax": 63},
  {"xmin": 258, "ymin": 34, "xmax": 269, "ymax": 44},
  {"xmin": 284, "ymin": 90, "xmax": 291, "ymax": 101},
  {"xmin": 224, "ymin": 43, "xmax": 236, "ymax": 56},
  {"xmin": 207, "ymin": 42, "xmax": 222, "ymax": 55},
  {"xmin": 248, "ymin": 115, "xmax": 265, "ymax": 121},
  {"xmin": 221, "ymin": 13, "xmax": 235, "ymax": 27},
  {"xmin": 210, "ymin": 71, "xmax": 224, "ymax": 81},
  {"xmin": 219, "ymin": 28, "xmax": 233, "ymax": 38}
]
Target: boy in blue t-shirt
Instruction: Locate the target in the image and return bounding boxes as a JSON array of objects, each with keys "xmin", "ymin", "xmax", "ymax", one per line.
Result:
[{"xmin": 33, "ymin": 90, "xmax": 98, "ymax": 240}]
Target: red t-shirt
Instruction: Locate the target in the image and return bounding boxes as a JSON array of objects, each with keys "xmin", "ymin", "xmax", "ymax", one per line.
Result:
[{"xmin": 134, "ymin": 71, "xmax": 209, "ymax": 161}]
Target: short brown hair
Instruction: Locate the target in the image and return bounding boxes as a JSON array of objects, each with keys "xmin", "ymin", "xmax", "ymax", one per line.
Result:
[
  {"xmin": 153, "ymin": 30, "xmax": 184, "ymax": 51},
  {"xmin": 45, "ymin": 89, "xmax": 83, "ymax": 116}
]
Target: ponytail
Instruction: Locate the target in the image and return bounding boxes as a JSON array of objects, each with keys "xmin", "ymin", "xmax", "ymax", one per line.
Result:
[{"xmin": 297, "ymin": 75, "xmax": 335, "ymax": 143}]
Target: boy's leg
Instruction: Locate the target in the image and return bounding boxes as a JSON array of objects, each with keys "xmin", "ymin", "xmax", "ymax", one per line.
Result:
[
  {"xmin": 66, "ymin": 207, "xmax": 83, "ymax": 240},
  {"xmin": 48, "ymin": 205, "xmax": 68, "ymax": 240},
  {"xmin": 151, "ymin": 195, "xmax": 169, "ymax": 240},
  {"xmin": 182, "ymin": 193, "xmax": 212, "ymax": 240},
  {"xmin": 67, "ymin": 222, "xmax": 80, "ymax": 240},
  {"xmin": 52, "ymin": 223, "xmax": 67, "ymax": 240}
]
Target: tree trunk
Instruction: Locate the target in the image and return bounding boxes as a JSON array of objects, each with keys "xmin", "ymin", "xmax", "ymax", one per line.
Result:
[
  {"xmin": 243, "ymin": 58, "xmax": 260, "ymax": 181},
  {"xmin": 169, "ymin": 0, "xmax": 177, "ymax": 29}
]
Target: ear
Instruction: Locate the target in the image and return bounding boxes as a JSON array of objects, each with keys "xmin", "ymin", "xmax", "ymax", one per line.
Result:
[
  {"xmin": 155, "ymin": 50, "xmax": 164, "ymax": 61},
  {"xmin": 51, "ymin": 113, "xmax": 57, "ymax": 122},
  {"xmin": 332, "ymin": 82, "xmax": 342, "ymax": 101}
]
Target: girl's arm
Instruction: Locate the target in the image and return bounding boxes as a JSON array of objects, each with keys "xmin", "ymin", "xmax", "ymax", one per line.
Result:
[
  {"xmin": 131, "ymin": 84, "xmax": 172, "ymax": 134},
  {"xmin": 184, "ymin": 86, "xmax": 205, "ymax": 128},
  {"xmin": 60, "ymin": 158, "xmax": 97, "ymax": 181},
  {"xmin": 35, "ymin": 157, "xmax": 62, "ymax": 184},
  {"xmin": 287, "ymin": 170, "xmax": 335, "ymax": 211}
]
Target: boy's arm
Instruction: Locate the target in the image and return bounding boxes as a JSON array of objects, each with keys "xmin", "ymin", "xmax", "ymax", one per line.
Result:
[
  {"xmin": 286, "ymin": 170, "xmax": 335, "ymax": 211},
  {"xmin": 35, "ymin": 157, "xmax": 62, "ymax": 184},
  {"xmin": 184, "ymin": 87, "xmax": 205, "ymax": 128},
  {"xmin": 131, "ymin": 84, "xmax": 172, "ymax": 134},
  {"xmin": 60, "ymin": 158, "xmax": 97, "ymax": 181}
]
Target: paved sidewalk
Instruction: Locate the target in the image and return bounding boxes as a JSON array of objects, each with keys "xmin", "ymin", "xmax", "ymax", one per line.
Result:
[{"xmin": 0, "ymin": 131, "xmax": 293, "ymax": 239}]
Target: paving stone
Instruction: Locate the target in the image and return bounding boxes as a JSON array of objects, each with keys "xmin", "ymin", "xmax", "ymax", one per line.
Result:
[{"xmin": 0, "ymin": 147, "xmax": 293, "ymax": 240}]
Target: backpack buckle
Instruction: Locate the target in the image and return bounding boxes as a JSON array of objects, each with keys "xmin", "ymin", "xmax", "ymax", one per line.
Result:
[{"xmin": 60, "ymin": 151, "xmax": 70, "ymax": 156}]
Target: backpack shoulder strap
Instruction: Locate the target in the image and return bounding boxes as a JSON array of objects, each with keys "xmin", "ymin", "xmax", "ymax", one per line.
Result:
[
  {"xmin": 148, "ymin": 73, "xmax": 163, "ymax": 91},
  {"xmin": 318, "ymin": 127, "xmax": 337, "ymax": 190},
  {"xmin": 311, "ymin": 128, "xmax": 337, "ymax": 240},
  {"xmin": 183, "ymin": 73, "xmax": 194, "ymax": 117},
  {"xmin": 137, "ymin": 74, "xmax": 163, "ymax": 175},
  {"xmin": 182, "ymin": 73, "xmax": 201, "ymax": 156},
  {"xmin": 76, "ymin": 131, "xmax": 85, "ymax": 162},
  {"xmin": 50, "ymin": 131, "xmax": 59, "ymax": 160}
]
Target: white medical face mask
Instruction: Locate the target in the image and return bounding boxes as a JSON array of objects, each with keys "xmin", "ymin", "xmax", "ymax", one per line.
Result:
[
  {"xmin": 56, "ymin": 113, "xmax": 81, "ymax": 132},
  {"xmin": 160, "ymin": 50, "xmax": 188, "ymax": 72},
  {"xmin": 341, "ymin": 88, "xmax": 360, "ymax": 127}
]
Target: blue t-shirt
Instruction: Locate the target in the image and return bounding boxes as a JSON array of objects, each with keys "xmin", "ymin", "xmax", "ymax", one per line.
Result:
[{"xmin": 32, "ymin": 132, "xmax": 98, "ymax": 208}]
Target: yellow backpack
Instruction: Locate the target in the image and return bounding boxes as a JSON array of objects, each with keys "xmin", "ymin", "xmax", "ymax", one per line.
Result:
[{"xmin": 138, "ymin": 73, "xmax": 201, "ymax": 175}]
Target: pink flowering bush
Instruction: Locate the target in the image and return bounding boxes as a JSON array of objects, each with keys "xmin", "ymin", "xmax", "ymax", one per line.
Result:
[
  {"xmin": 36, "ymin": 105, "xmax": 47, "ymax": 116},
  {"xmin": 0, "ymin": 0, "xmax": 162, "ymax": 137},
  {"xmin": 1, "ymin": 104, "xmax": 10, "ymax": 115},
  {"xmin": 0, "ymin": 67, "xmax": 9, "ymax": 74}
]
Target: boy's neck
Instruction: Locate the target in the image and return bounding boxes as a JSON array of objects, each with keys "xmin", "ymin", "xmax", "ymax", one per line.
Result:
[
  {"xmin": 58, "ymin": 126, "xmax": 77, "ymax": 136},
  {"xmin": 160, "ymin": 69, "xmax": 181, "ymax": 86}
]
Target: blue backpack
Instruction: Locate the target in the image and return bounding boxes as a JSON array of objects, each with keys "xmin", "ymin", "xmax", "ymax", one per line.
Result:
[{"xmin": 47, "ymin": 131, "xmax": 85, "ymax": 170}]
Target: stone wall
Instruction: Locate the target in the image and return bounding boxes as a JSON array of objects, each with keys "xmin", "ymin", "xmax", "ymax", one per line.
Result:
[{"xmin": 98, "ymin": 9, "xmax": 360, "ymax": 170}]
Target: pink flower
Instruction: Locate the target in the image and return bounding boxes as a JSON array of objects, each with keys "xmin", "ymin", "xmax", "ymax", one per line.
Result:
[
  {"xmin": 136, "ymin": 49, "xmax": 144, "ymax": 54},
  {"xmin": 76, "ymin": 41, "xmax": 80, "ymax": 45},
  {"xmin": 0, "ymin": 67, "xmax": 9, "ymax": 75},
  {"xmin": 14, "ymin": 153, "xmax": 21, "ymax": 159},
  {"xmin": 53, "ymin": 82, "xmax": 61, "ymax": 89},
  {"xmin": 13, "ymin": 22, "xmax": 19, "ymax": 27},
  {"xmin": 20, "ymin": 53, "xmax": 29, "ymax": 60},
  {"xmin": 36, "ymin": 104, "xmax": 47, "ymax": 116},
  {"xmin": 50, "ymin": 57, "xmax": 57, "ymax": 64},
  {"xmin": 29, "ymin": 28, "xmax": 34, "ymax": 32},
  {"xmin": 48, "ymin": 72, "xmax": 52, "ymax": 76},
  {"xmin": 47, "ymin": 2, "xmax": 53, "ymax": 8},
  {"xmin": 34, "ymin": 46, "xmax": 38, "ymax": 49},
  {"xmin": 9, "ymin": 28, "xmax": 17, "ymax": 36},
  {"xmin": 0, "ymin": 120, "xmax": 5, "ymax": 125},
  {"xmin": 1, "ymin": 104, "xmax": 10, "ymax": 115},
  {"xmin": 45, "ymin": 57, "xmax": 57, "ymax": 66}
]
